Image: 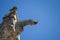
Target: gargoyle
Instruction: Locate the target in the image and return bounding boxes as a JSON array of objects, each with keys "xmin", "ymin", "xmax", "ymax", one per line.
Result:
[{"xmin": 0, "ymin": 6, "xmax": 37, "ymax": 40}]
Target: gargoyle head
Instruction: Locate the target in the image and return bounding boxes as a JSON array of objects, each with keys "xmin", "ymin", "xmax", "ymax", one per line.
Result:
[{"xmin": 3, "ymin": 6, "xmax": 18, "ymax": 25}]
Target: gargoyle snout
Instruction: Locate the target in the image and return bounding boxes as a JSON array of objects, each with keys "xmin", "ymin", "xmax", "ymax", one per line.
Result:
[{"xmin": 34, "ymin": 21, "xmax": 38, "ymax": 24}]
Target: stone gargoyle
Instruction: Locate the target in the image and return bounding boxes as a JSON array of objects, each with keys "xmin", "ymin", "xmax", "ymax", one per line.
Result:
[{"xmin": 0, "ymin": 6, "xmax": 38, "ymax": 40}]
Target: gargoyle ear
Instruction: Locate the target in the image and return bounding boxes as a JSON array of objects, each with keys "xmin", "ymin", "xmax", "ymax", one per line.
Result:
[
  {"xmin": 13, "ymin": 6, "xmax": 17, "ymax": 10},
  {"xmin": 10, "ymin": 6, "xmax": 17, "ymax": 11}
]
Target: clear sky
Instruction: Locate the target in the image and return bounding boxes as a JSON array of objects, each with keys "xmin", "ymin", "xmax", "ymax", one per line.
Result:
[{"xmin": 0, "ymin": 0, "xmax": 60, "ymax": 40}]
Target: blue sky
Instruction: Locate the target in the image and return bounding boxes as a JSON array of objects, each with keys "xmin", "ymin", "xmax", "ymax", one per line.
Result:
[{"xmin": 0, "ymin": 0, "xmax": 60, "ymax": 40}]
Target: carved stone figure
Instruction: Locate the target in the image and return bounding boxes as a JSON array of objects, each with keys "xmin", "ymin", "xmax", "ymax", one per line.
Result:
[{"xmin": 0, "ymin": 6, "xmax": 37, "ymax": 40}]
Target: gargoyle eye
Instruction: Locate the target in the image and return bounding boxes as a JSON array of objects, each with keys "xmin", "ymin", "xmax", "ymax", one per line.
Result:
[{"xmin": 10, "ymin": 16, "xmax": 15, "ymax": 20}]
